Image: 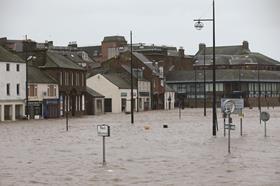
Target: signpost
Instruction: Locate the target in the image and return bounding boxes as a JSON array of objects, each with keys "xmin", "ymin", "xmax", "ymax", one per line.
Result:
[
  {"xmin": 260, "ymin": 111, "xmax": 270, "ymax": 137},
  {"xmin": 222, "ymin": 99, "xmax": 236, "ymax": 153},
  {"xmin": 66, "ymin": 111, "xmax": 69, "ymax": 131},
  {"xmin": 222, "ymin": 98, "xmax": 244, "ymax": 136},
  {"xmin": 97, "ymin": 124, "xmax": 110, "ymax": 166}
]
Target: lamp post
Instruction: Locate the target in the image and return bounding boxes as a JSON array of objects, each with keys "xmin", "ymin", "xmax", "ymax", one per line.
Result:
[
  {"xmin": 258, "ymin": 62, "xmax": 261, "ymax": 112},
  {"xmin": 203, "ymin": 46, "xmax": 206, "ymax": 116},
  {"xmin": 194, "ymin": 68, "xmax": 197, "ymax": 108},
  {"xmin": 194, "ymin": 0, "xmax": 217, "ymax": 136},
  {"xmin": 136, "ymin": 67, "xmax": 139, "ymax": 112},
  {"xmin": 130, "ymin": 31, "xmax": 134, "ymax": 124}
]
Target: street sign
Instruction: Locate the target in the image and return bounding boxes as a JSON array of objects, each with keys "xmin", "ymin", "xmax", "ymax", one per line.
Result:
[
  {"xmin": 260, "ymin": 112, "xmax": 270, "ymax": 122},
  {"xmin": 97, "ymin": 124, "xmax": 111, "ymax": 166},
  {"xmin": 97, "ymin": 124, "xmax": 110, "ymax": 137},
  {"xmin": 221, "ymin": 99, "xmax": 235, "ymax": 114},
  {"xmin": 225, "ymin": 124, "xmax": 235, "ymax": 130},
  {"xmin": 221, "ymin": 98, "xmax": 244, "ymax": 114}
]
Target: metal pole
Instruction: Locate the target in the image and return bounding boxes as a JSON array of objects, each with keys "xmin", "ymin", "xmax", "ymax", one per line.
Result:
[
  {"xmin": 240, "ymin": 117, "xmax": 242, "ymax": 136},
  {"xmin": 258, "ymin": 63, "xmax": 261, "ymax": 111},
  {"xmin": 203, "ymin": 46, "xmax": 206, "ymax": 116},
  {"xmin": 195, "ymin": 68, "xmax": 197, "ymax": 108},
  {"xmin": 223, "ymin": 117, "xmax": 226, "ymax": 137},
  {"xmin": 130, "ymin": 31, "xmax": 134, "ymax": 124},
  {"xmin": 137, "ymin": 68, "xmax": 139, "ymax": 112},
  {"xmin": 66, "ymin": 111, "xmax": 69, "ymax": 131},
  {"xmin": 228, "ymin": 115, "xmax": 231, "ymax": 153},
  {"xmin": 264, "ymin": 121, "xmax": 267, "ymax": 137},
  {"xmin": 25, "ymin": 35, "xmax": 29, "ymax": 119},
  {"xmin": 179, "ymin": 102, "xmax": 181, "ymax": 119},
  {"xmin": 212, "ymin": 0, "xmax": 217, "ymax": 136},
  {"xmin": 103, "ymin": 136, "xmax": 106, "ymax": 166}
]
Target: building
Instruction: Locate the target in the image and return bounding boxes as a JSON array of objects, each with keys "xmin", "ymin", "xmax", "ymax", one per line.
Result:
[
  {"xmin": 87, "ymin": 73, "xmax": 138, "ymax": 113},
  {"xmin": 0, "ymin": 46, "xmax": 26, "ymax": 121},
  {"xmin": 164, "ymin": 85, "xmax": 175, "ymax": 110},
  {"xmin": 85, "ymin": 87, "xmax": 105, "ymax": 115},
  {"xmin": 27, "ymin": 65, "xmax": 59, "ymax": 119},
  {"xmin": 166, "ymin": 41, "xmax": 280, "ymax": 108}
]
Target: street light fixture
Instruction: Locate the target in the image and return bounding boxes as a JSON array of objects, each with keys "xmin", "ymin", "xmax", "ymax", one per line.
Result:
[
  {"xmin": 25, "ymin": 55, "xmax": 36, "ymax": 119},
  {"xmin": 194, "ymin": 0, "xmax": 217, "ymax": 136}
]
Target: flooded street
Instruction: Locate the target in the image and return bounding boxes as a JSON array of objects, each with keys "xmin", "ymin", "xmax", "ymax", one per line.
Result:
[{"xmin": 1, "ymin": 108, "xmax": 280, "ymax": 186}]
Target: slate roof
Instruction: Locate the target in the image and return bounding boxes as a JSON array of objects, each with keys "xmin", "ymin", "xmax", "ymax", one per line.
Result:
[
  {"xmin": 42, "ymin": 51, "xmax": 84, "ymax": 70},
  {"xmin": 194, "ymin": 44, "xmax": 280, "ymax": 66},
  {"xmin": 196, "ymin": 45, "xmax": 250, "ymax": 56},
  {"xmin": 86, "ymin": 87, "xmax": 104, "ymax": 98},
  {"xmin": 103, "ymin": 73, "xmax": 136, "ymax": 89},
  {"xmin": 132, "ymin": 52, "xmax": 159, "ymax": 74},
  {"xmin": 28, "ymin": 65, "xmax": 57, "ymax": 84},
  {"xmin": 0, "ymin": 45, "xmax": 25, "ymax": 63},
  {"xmin": 78, "ymin": 46, "xmax": 102, "ymax": 58},
  {"xmin": 166, "ymin": 69, "xmax": 280, "ymax": 83}
]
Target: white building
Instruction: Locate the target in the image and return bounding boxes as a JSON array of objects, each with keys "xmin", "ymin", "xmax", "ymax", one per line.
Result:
[
  {"xmin": 164, "ymin": 85, "xmax": 175, "ymax": 110},
  {"xmin": 27, "ymin": 66, "xmax": 59, "ymax": 119},
  {"xmin": 0, "ymin": 46, "xmax": 26, "ymax": 121},
  {"xmin": 87, "ymin": 73, "xmax": 138, "ymax": 113}
]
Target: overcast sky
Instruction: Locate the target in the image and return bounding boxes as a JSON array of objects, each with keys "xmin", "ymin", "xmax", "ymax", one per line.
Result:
[{"xmin": 1, "ymin": 0, "xmax": 279, "ymax": 60}]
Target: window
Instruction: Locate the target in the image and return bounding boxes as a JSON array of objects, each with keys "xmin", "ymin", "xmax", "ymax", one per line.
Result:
[
  {"xmin": 6, "ymin": 83, "xmax": 10, "ymax": 95},
  {"xmin": 48, "ymin": 85, "xmax": 56, "ymax": 97},
  {"xmin": 71, "ymin": 72, "xmax": 74, "ymax": 86},
  {"xmin": 16, "ymin": 84, "xmax": 20, "ymax": 95},
  {"xmin": 64, "ymin": 72, "xmax": 68, "ymax": 85},
  {"xmin": 76, "ymin": 72, "xmax": 80, "ymax": 86},
  {"xmin": 60, "ymin": 72, "xmax": 63, "ymax": 85},
  {"xmin": 28, "ymin": 85, "xmax": 38, "ymax": 97},
  {"xmin": 16, "ymin": 64, "xmax": 20, "ymax": 72},
  {"xmin": 81, "ymin": 73, "xmax": 84, "ymax": 86},
  {"xmin": 6, "ymin": 64, "xmax": 10, "ymax": 71}
]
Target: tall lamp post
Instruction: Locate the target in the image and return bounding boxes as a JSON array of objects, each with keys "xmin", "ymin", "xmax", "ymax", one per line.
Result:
[
  {"xmin": 130, "ymin": 31, "xmax": 134, "ymax": 124},
  {"xmin": 203, "ymin": 46, "xmax": 206, "ymax": 116},
  {"xmin": 194, "ymin": 0, "xmax": 217, "ymax": 136}
]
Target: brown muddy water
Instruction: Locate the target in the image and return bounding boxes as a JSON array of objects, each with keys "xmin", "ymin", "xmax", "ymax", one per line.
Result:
[{"xmin": 0, "ymin": 108, "xmax": 280, "ymax": 186}]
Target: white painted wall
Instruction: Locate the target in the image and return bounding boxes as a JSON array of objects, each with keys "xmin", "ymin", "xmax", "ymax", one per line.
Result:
[
  {"xmin": 28, "ymin": 83, "xmax": 59, "ymax": 101},
  {"xmin": 164, "ymin": 91, "xmax": 175, "ymax": 110},
  {"xmin": 0, "ymin": 62, "xmax": 26, "ymax": 101},
  {"xmin": 87, "ymin": 74, "xmax": 137, "ymax": 113},
  {"xmin": 120, "ymin": 88, "xmax": 137, "ymax": 112},
  {"xmin": 0, "ymin": 61, "xmax": 26, "ymax": 121},
  {"xmin": 138, "ymin": 80, "xmax": 151, "ymax": 111},
  {"xmin": 87, "ymin": 74, "xmax": 120, "ymax": 113}
]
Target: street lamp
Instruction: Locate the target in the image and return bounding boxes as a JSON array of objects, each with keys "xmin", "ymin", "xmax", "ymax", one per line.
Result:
[
  {"xmin": 130, "ymin": 31, "xmax": 134, "ymax": 124},
  {"xmin": 194, "ymin": 0, "xmax": 217, "ymax": 136},
  {"xmin": 203, "ymin": 46, "xmax": 206, "ymax": 116},
  {"xmin": 25, "ymin": 55, "xmax": 36, "ymax": 119}
]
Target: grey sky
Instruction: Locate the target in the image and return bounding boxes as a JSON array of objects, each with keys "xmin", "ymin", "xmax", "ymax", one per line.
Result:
[{"xmin": 1, "ymin": 0, "xmax": 279, "ymax": 60}]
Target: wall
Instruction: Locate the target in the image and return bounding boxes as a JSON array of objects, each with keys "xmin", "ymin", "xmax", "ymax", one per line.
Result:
[
  {"xmin": 0, "ymin": 62, "xmax": 26, "ymax": 101},
  {"xmin": 28, "ymin": 83, "xmax": 59, "ymax": 101},
  {"xmin": 87, "ymin": 74, "xmax": 121, "ymax": 113}
]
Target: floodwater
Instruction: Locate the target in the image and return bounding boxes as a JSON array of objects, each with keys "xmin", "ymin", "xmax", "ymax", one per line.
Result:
[{"xmin": 0, "ymin": 108, "xmax": 280, "ymax": 186}]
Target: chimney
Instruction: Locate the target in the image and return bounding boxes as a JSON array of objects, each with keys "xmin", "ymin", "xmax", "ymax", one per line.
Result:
[
  {"xmin": 199, "ymin": 43, "xmax": 206, "ymax": 51},
  {"xmin": 68, "ymin": 41, "xmax": 77, "ymax": 48},
  {"xmin": 178, "ymin": 47, "xmax": 185, "ymax": 58},
  {"xmin": 242, "ymin": 41, "xmax": 249, "ymax": 50}
]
